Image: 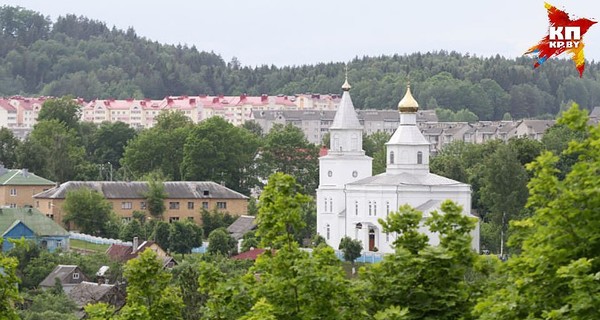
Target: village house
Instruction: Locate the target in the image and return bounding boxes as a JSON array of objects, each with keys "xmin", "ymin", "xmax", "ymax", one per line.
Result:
[
  {"xmin": 106, "ymin": 237, "xmax": 176, "ymax": 268},
  {"xmin": 33, "ymin": 181, "xmax": 248, "ymax": 227},
  {"xmin": 0, "ymin": 207, "xmax": 70, "ymax": 252},
  {"xmin": 39, "ymin": 265, "xmax": 89, "ymax": 293},
  {"xmin": 0, "ymin": 166, "xmax": 55, "ymax": 209}
]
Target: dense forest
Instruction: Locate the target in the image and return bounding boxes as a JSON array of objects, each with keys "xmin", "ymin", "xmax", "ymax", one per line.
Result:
[{"xmin": 1, "ymin": 6, "xmax": 600, "ymax": 120}]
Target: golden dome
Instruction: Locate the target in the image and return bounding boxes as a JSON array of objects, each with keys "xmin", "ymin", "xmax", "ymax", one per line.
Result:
[{"xmin": 398, "ymin": 84, "xmax": 419, "ymax": 113}]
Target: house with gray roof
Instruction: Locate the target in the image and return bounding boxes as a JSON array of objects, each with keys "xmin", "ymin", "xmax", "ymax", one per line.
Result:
[
  {"xmin": 0, "ymin": 207, "xmax": 69, "ymax": 252},
  {"xmin": 34, "ymin": 181, "xmax": 249, "ymax": 228},
  {"xmin": 39, "ymin": 265, "xmax": 88, "ymax": 293},
  {"xmin": 69, "ymin": 281, "xmax": 126, "ymax": 318},
  {"xmin": 227, "ymin": 215, "xmax": 257, "ymax": 240}
]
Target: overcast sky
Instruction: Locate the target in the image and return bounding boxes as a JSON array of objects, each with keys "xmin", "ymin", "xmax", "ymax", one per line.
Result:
[{"xmin": 1, "ymin": 0, "xmax": 599, "ymax": 67}]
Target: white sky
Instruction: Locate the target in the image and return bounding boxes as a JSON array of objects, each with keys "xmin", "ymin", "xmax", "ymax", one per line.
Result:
[{"xmin": 1, "ymin": 0, "xmax": 599, "ymax": 67}]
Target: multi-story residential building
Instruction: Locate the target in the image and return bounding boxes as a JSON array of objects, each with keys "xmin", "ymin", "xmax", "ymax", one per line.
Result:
[
  {"xmin": 253, "ymin": 109, "xmax": 439, "ymax": 145},
  {"xmin": 33, "ymin": 181, "xmax": 248, "ymax": 227},
  {"xmin": 0, "ymin": 166, "xmax": 55, "ymax": 209},
  {"xmin": 295, "ymin": 94, "xmax": 341, "ymax": 110}
]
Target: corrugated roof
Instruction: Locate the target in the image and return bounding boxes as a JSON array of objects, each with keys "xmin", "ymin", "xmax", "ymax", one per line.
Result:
[
  {"xmin": 68, "ymin": 281, "xmax": 116, "ymax": 308},
  {"xmin": 227, "ymin": 215, "xmax": 256, "ymax": 240},
  {"xmin": 34, "ymin": 181, "xmax": 248, "ymax": 200},
  {"xmin": 0, "ymin": 169, "xmax": 55, "ymax": 186},
  {"xmin": 39, "ymin": 265, "xmax": 85, "ymax": 287},
  {"xmin": 0, "ymin": 207, "xmax": 69, "ymax": 237}
]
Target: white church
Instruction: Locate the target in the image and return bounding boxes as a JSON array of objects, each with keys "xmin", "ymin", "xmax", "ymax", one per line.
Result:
[{"xmin": 316, "ymin": 78, "xmax": 479, "ymax": 254}]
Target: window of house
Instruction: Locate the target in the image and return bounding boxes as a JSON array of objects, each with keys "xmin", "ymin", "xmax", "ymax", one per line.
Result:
[
  {"xmin": 390, "ymin": 151, "xmax": 395, "ymax": 164},
  {"xmin": 324, "ymin": 198, "xmax": 328, "ymax": 212},
  {"xmin": 355, "ymin": 201, "xmax": 359, "ymax": 216},
  {"xmin": 374, "ymin": 202, "xmax": 377, "ymax": 216},
  {"xmin": 187, "ymin": 217, "xmax": 194, "ymax": 221},
  {"xmin": 386, "ymin": 201, "xmax": 390, "ymax": 216},
  {"xmin": 73, "ymin": 273, "xmax": 79, "ymax": 280},
  {"xmin": 329, "ymin": 197, "xmax": 332, "ymax": 212},
  {"xmin": 121, "ymin": 202, "xmax": 132, "ymax": 210},
  {"xmin": 57, "ymin": 240, "xmax": 63, "ymax": 248},
  {"xmin": 169, "ymin": 217, "xmax": 180, "ymax": 223},
  {"xmin": 203, "ymin": 190, "xmax": 209, "ymax": 196},
  {"xmin": 46, "ymin": 214, "xmax": 54, "ymax": 220},
  {"xmin": 217, "ymin": 202, "xmax": 227, "ymax": 209},
  {"xmin": 368, "ymin": 201, "xmax": 372, "ymax": 216},
  {"xmin": 188, "ymin": 202, "xmax": 194, "ymax": 210},
  {"xmin": 140, "ymin": 201, "xmax": 147, "ymax": 210},
  {"xmin": 9, "ymin": 188, "xmax": 16, "ymax": 196},
  {"xmin": 9, "ymin": 203, "xmax": 16, "ymax": 208},
  {"xmin": 417, "ymin": 151, "xmax": 423, "ymax": 164},
  {"xmin": 169, "ymin": 202, "xmax": 180, "ymax": 210},
  {"xmin": 202, "ymin": 202, "xmax": 209, "ymax": 209},
  {"xmin": 326, "ymin": 224, "xmax": 330, "ymax": 240}
]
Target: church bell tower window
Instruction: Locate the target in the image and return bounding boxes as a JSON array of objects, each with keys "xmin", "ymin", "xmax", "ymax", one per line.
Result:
[
  {"xmin": 417, "ymin": 151, "xmax": 423, "ymax": 164},
  {"xmin": 390, "ymin": 151, "xmax": 394, "ymax": 164}
]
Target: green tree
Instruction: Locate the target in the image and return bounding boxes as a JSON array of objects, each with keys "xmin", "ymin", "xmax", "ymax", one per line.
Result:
[
  {"xmin": 21, "ymin": 119, "xmax": 87, "ymax": 182},
  {"xmin": 258, "ymin": 124, "xmax": 319, "ymax": 195},
  {"xmin": 144, "ymin": 174, "xmax": 167, "ymax": 219},
  {"xmin": 19, "ymin": 291, "xmax": 78, "ymax": 320},
  {"xmin": 0, "ymin": 239, "xmax": 21, "ymax": 319},
  {"xmin": 241, "ymin": 120, "xmax": 263, "ymax": 137},
  {"xmin": 90, "ymin": 121, "xmax": 137, "ymax": 170},
  {"xmin": 240, "ymin": 231, "xmax": 259, "ymax": 252},
  {"xmin": 0, "ymin": 127, "xmax": 19, "ymax": 168},
  {"xmin": 200, "ymin": 208, "xmax": 236, "ymax": 238},
  {"xmin": 169, "ymin": 221, "xmax": 203, "ymax": 256},
  {"xmin": 207, "ymin": 228, "xmax": 236, "ymax": 256},
  {"xmin": 121, "ymin": 112, "xmax": 193, "ymax": 180},
  {"xmin": 62, "ymin": 188, "xmax": 119, "ymax": 236},
  {"xmin": 37, "ymin": 96, "xmax": 81, "ymax": 130},
  {"xmin": 151, "ymin": 221, "xmax": 170, "ymax": 250},
  {"xmin": 338, "ymin": 236, "xmax": 362, "ymax": 273},
  {"xmin": 122, "ymin": 249, "xmax": 183, "ymax": 320},
  {"xmin": 363, "ymin": 131, "xmax": 391, "ymax": 175},
  {"xmin": 474, "ymin": 104, "xmax": 600, "ymax": 319},
  {"xmin": 256, "ymin": 172, "xmax": 311, "ymax": 249},
  {"xmin": 181, "ymin": 117, "xmax": 260, "ymax": 195},
  {"xmin": 361, "ymin": 201, "xmax": 479, "ymax": 319}
]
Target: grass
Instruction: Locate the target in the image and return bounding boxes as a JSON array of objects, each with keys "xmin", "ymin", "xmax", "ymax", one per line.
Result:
[{"xmin": 70, "ymin": 239, "xmax": 110, "ymax": 253}]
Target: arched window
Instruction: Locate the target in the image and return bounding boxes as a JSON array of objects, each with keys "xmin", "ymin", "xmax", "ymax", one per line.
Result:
[
  {"xmin": 386, "ymin": 201, "xmax": 390, "ymax": 216},
  {"xmin": 390, "ymin": 151, "xmax": 395, "ymax": 164},
  {"xmin": 417, "ymin": 151, "xmax": 423, "ymax": 164},
  {"xmin": 329, "ymin": 197, "xmax": 333, "ymax": 212},
  {"xmin": 355, "ymin": 201, "xmax": 359, "ymax": 215},
  {"xmin": 374, "ymin": 202, "xmax": 377, "ymax": 216},
  {"xmin": 324, "ymin": 198, "xmax": 328, "ymax": 212},
  {"xmin": 326, "ymin": 224, "xmax": 330, "ymax": 240},
  {"xmin": 368, "ymin": 201, "xmax": 372, "ymax": 216}
]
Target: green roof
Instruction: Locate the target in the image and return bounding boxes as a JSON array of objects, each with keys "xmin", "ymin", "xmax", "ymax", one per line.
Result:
[
  {"xmin": 0, "ymin": 208, "xmax": 68, "ymax": 237},
  {"xmin": 0, "ymin": 169, "xmax": 55, "ymax": 186}
]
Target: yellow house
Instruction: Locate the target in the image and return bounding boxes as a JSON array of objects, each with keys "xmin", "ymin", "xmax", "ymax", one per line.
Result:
[
  {"xmin": 33, "ymin": 181, "xmax": 248, "ymax": 227},
  {"xmin": 0, "ymin": 167, "xmax": 55, "ymax": 209}
]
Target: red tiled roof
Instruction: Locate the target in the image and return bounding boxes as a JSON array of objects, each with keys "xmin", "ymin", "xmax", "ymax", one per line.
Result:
[{"xmin": 231, "ymin": 248, "xmax": 267, "ymax": 260}]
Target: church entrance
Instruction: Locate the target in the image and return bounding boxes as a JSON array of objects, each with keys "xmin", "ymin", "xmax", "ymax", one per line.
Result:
[{"xmin": 368, "ymin": 229, "xmax": 375, "ymax": 251}]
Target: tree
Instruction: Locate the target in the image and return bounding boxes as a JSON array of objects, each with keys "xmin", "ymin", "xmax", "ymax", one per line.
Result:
[
  {"xmin": 90, "ymin": 121, "xmax": 137, "ymax": 170},
  {"xmin": 241, "ymin": 120, "xmax": 263, "ymax": 137},
  {"xmin": 0, "ymin": 239, "xmax": 21, "ymax": 320},
  {"xmin": 19, "ymin": 290, "xmax": 78, "ymax": 320},
  {"xmin": 256, "ymin": 172, "xmax": 311, "ymax": 249},
  {"xmin": 200, "ymin": 208, "xmax": 236, "ymax": 238},
  {"xmin": 144, "ymin": 174, "xmax": 167, "ymax": 219},
  {"xmin": 151, "ymin": 221, "xmax": 170, "ymax": 250},
  {"xmin": 181, "ymin": 117, "xmax": 260, "ymax": 195},
  {"xmin": 240, "ymin": 231, "xmax": 259, "ymax": 252},
  {"xmin": 258, "ymin": 124, "xmax": 319, "ymax": 195},
  {"xmin": 122, "ymin": 249, "xmax": 183, "ymax": 320},
  {"xmin": 37, "ymin": 96, "xmax": 81, "ymax": 130},
  {"xmin": 474, "ymin": 104, "xmax": 600, "ymax": 319},
  {"xmin": 0, "ymin": 127, "xmax": 19, "ymax": 168},
  {"xmin": 20, "ymin": 119, "xmax": 87, "ymax": 182},
  {"xmin": 169, "ymin": 221, "xmax": 203, "ymax": 256},
  {"xmin": 360, "ymin": 201, "xmax": 479, "ymax": 319},
  {"xmin": 363, "ymin": 131, "xmax": 390, "ymax": 175},
  {"xmin": 207, "ymin": 228, "xmax": 236, "ymax": 256},
  {"xmin": 121, "ymin": 112, "xmax": 193, "ymax": 180},
  {"xmin": 62, "ymin": 188, "xmax": 118, "ymax": 236},
  {"xmin": 338, "ymin": 236, "xmax": 362, "ymax": 274}
]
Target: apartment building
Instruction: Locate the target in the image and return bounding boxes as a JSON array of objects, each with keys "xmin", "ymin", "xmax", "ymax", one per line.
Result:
[{"xmin": 33, "ymin": 181, "xmax": 248, "ymax": 227}]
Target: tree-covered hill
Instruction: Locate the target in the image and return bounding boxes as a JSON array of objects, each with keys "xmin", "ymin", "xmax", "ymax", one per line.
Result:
[{"xmin": 1, "ymin": 5, "xmax": 600, "ymax": 120}]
